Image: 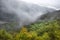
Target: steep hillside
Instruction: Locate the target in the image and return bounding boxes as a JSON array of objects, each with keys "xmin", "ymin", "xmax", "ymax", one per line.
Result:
[
  {"xmin": 37, "ymin": 10, "xmax": 60, "ymax": 21},
  {"xmin": 0, "ymin": 0, "xmax": 56, "ymax": 30},
  {"xmin": 0, "ymin": 19, "xmax": 60, "ymax": 40}
]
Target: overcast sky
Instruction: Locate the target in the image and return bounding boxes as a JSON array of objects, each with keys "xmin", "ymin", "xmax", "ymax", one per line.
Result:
[{"xmin": 19, "ymin": 0, "xmax": 60, "ymax": 10}]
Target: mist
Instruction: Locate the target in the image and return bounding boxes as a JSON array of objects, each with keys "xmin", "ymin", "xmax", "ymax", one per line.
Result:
[
  {"xmin": 0, "ymin": 0, "xmax": 57, "ymax": 30},
  {"xmin": 21, "ymin": 0, "xmax": 60, "ymax": 10}
]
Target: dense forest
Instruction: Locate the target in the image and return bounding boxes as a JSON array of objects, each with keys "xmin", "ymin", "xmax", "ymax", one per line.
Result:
[{"xmin": 0, "ymin": 19, "xmax": 60, "ymax": 40}]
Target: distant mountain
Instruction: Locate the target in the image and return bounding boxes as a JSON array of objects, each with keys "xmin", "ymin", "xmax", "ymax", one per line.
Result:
[{"xmin": 38, "ymin": 10, "xmax": 60, "ymax": 21}]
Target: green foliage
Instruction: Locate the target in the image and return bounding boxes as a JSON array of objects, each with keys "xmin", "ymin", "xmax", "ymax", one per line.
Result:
[
  {"xmin": 0, "ymin": 29, "xmax": 13, "ymax": 40},
  {"xmin": 0, "ymin": 19, "xmax": 60, "ymax": 40}
]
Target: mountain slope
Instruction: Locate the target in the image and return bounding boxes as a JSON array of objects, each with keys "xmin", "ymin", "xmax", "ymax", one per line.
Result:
[
  {"xmin": 38, "ymin": 10, "xmax": 60, "ymax": 21},
  {"xmin": 0, "ymin": 0, "xmax": 56, "ymax": 23},
  {"xmin": 0, "ymin": 0, "xmax": 56, "ymax": 30}
]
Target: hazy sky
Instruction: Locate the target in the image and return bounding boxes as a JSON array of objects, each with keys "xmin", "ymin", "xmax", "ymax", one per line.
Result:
[{"xmin": 20, "ymin": 0, "xmax": 60, "ymax": 10}]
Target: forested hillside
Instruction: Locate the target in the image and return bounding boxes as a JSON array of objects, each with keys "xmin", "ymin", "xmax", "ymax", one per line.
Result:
[{"xmin": 0, "ymin": 19, "xmax": 60, "ymax": 40}]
